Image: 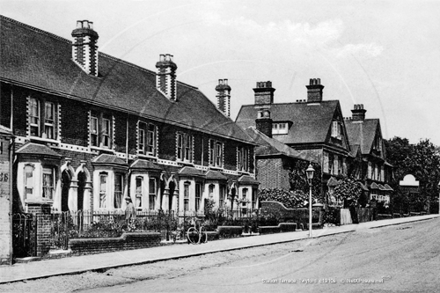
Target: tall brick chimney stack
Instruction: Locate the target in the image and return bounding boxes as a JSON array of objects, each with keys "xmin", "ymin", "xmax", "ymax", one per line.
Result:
[
  {"xmin": 306, "ymin": 78, "xmax": 324, "ymax": 103},
  {"xmin": 156, "ymin": 54, "xmax": 178, "ymax": 101},
  {"xmin": 351, "ymin": 104, "xmax": 367, "ymax": 121},
  {"xmin": 256, "ymin": 110, "xmax": 273, "ymax": 138},
  {"xmin": 253, "ymin": 81, "xmax": 275, "ymax": 105},
  {"xmin": 71, "ymin": 20, "xmax": 99, "ymax": 76},
  {"xmin": 215, "ymin": 79, "xmax": 231, "ymax": 117}
]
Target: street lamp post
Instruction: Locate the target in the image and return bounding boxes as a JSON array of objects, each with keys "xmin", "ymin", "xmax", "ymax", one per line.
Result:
[{"xmin": 306, "ymin": 163, "xmax": 315, "ymax": 238}]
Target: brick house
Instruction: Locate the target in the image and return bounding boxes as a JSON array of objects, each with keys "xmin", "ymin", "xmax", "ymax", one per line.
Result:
[
  {"xmin": 0, "ymin": 16, "xmax": 259, "ymax": 217},
  {"xmin": 345, "ymin": 104, "xmax": 393, "ymax": 203},
  {"xmin": 236, "ymin": 79, "xmax": 351, "ymax": 196}
]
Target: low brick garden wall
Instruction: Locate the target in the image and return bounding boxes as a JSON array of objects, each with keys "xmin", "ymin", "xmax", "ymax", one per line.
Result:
[
  {"xmin": 68, "ymin": 232, "xmax": 161, "ymax": 255},
  {"xmin": 258, "ymin": 223, "xmax": 297, "ymax": 234}
]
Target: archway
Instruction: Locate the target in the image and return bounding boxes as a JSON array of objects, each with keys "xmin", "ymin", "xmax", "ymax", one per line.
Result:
[
  {"xmin": 77, "ymin": 171, "xmax": 87, "ymax": 211},
  {"xmin": 61, "ymin": 169, "xmax": 72, "ymax": 212},
  {"xmin": 168, "ymin": 181, "xmax": 176, "ymax": 211}
]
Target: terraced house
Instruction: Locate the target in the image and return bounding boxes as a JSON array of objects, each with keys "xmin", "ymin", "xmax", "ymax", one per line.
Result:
[{"xmin": 0, "ymin": 16, "xmax": 259, "ymax": 216}]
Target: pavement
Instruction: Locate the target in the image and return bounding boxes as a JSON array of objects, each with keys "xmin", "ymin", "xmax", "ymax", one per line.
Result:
[{"xmin": 0, "ymin": 214, "xmax": 438, "ymax": 284}]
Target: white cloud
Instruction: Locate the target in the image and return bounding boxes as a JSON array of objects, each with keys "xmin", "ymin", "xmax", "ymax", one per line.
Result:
[
  {"xmin": 203, "ymin": 13, "xmax": 382, "ymax": 59},
  {"xmin": 335, "ymin": 43, "xmax": 384, "ymax": 58}
]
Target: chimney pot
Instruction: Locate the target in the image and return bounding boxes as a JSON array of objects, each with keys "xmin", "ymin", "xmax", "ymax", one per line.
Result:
[
  {"xmin": 72, "ymin": 20, "xmax": 99, "ymax": 76},
  {"xmin": 224, "ymin": 79, "xmax": 228, "ymax": 85},
  {"xmin": 306, "ymin": 78, "xmax": 324, "ymax": 103}
]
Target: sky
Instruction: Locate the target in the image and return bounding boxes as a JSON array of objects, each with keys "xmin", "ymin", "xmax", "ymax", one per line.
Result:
[{"xmin": 2, "ymin": 0, "xmax": 440, "ymax": 145}]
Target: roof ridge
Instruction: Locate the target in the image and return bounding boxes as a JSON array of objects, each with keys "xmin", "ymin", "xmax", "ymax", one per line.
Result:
[
  {"xmin": 1, "ymin": 15, "xmax": 71, "ymax": 44},
  {"xmin": 240, "ymin": 100, "xmax": 339, "ymax": 107},
  {"xmin": 0, "ymin": 15, "xmax": 199, "ymax": 91}
]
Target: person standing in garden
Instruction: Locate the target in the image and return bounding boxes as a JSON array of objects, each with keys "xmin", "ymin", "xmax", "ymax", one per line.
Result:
[{"xmin": 125, "ymin": 196, "xmax": 136, "ymax": 221}]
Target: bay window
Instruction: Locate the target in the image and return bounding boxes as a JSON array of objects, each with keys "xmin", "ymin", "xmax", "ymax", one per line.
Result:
[
  {"xmin": 195, "ymin": 183, "xmax": 202, "ymax": 211},
  {"xmin": 114, "ymin": 173, "xmax": 124, "ymax": 209},
  {"xmin": 149, "ymin": 178, "xmax": 156, "ymax": 210},
  {"xmin": 135, "ymin": 176, "xmax": 143, "ymax": 209},
  {"xmin": 184, "ymin": 182, "xmax": 190, "ymax": 211},
  {"xmin": 99, "ymin": 172, "xmax": 108, "ymax": 208},
  {"xmin": 42, "ymin": 167, "xmax": 55, "ymax": 200}
]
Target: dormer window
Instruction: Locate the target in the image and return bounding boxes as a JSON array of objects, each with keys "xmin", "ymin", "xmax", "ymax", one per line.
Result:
[
  {"xmin": 331, "ymin": 121, "xmax": 342, "ymax": 139},
  {"xmin": 272, "ymin": 122, "xmax": 288, "ymax": 135}
]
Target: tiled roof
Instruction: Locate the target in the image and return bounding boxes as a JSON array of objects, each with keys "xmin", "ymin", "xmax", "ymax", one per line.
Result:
[
  {"xmin": 244, "ymin": 127, "xmax": 319, "ymax": 163},
  {"xmin": 178, "ymin": 166, "xmax": 205, "ymax": 178},
  {"xmin": 238, "ymin": 175, "xmax": 259, "ymax": 185},
  {"xmin": 16, "ymin": 142, "xmax": 61, "ymax": 157},
  {"xmin": 345, "ymin": 119, "xmax": 379, "ymax": 155},
  {"xmin": 236, "ymin": 101, "xmax": 340, "ymax": 145},
  {"xmin": 0, "ymin": 16, "xmax": 253, "ymax": 144},
  {"xmin": 92, "ymin": 154, "xmax": 127, "ymax": 166},
  {"xmin": 205, "ymin": 170, "xmax": 228, "ymax": 181},
  {"xmin": 130, "ymin": 159, "xmax": 162, "ymax": 171}
]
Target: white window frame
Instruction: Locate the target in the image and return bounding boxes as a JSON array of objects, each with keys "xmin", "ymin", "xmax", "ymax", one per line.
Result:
[
  {"xmin": 135, "ymin": 176, "xmax": 143, "ymax": 209},
  {"xmin": 114, "ymin": 173, "xmax": 124, "ymax": 209},
  {"xmin": 99, "ymin": 172, "xmax": 108, "ymax": 208},
  {"xmin": 24, "ymin": 164, "xmax": 35, "ymax": 200},
  {"xmin": 149, "ymin": 177, "xmax": 156, "ymax": 210},
  {"xmin": 272, "ymin": 122, "xmax": 289, "ymax": 135},
  {"xmin": 209, "ymin": 139, "xmax": 224, "ymax": 168},
  {"xmin": 90, "ymin": 112, "xmax": 113, "ymax": 149},
  {"xmin": 195, "ymin": 183, "xmax": 202, "ymax": 211},
  {"xmin": 28, "ymin": 97, "xmax": 59, "ymax": 140},
  {"xmin": 44, "ymin": 102, "xmax": 56, "ymax": 140},
  {"xmin": 138, "ymin": 122, "xmax": 157, "ymax": 156},
  {"xmin": 237, "ymin": 147, "xmax": 249, "ymax": 172},
  {"xmin": 176, "ymin": 132, "xmax": 193, "ymax": 162},
  {"xmin": 42, "ymin": 167, "xmax": 55, "ymax": 200},
  {"xmin": 184, "ymin": 182, "xmax": 190, "ymax": 211}
]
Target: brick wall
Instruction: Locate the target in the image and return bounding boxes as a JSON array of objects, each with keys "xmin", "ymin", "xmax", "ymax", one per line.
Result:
[
  {"xmin": 257, "ymin": 157, "xmax": 290, "ymax": 190},
  {"xmin": 260, "ymin": 201, "xmax": 323, "ymax": 227},
  {"xmin": 0, "ymin": 135, "xmax": 12, "ymax": 265},
  {"xmin": 68, "ymin": 232, "xmax": 161, "ymax": 255},
  {"xmin": 27, "ymin": 204, "xmax": 52, "ymax": 257}
]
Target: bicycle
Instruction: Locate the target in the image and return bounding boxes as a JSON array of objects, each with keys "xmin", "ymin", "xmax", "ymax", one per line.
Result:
[{"xmin": 186, "ymin": 224, "xmax": 208, "ymax": 244}]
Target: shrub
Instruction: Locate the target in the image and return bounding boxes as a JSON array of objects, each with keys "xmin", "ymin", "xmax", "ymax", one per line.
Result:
[{"xmin": 259, "ymin": 189, "xmax": 308, "ymax": 208}]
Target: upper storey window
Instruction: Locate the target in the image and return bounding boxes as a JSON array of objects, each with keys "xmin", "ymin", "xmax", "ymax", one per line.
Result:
[
  {"xmin": 90, "ymin": 112, "xmax": 113, "ymax": 149},
  {"xmin": 209, "ymin": 139, "xmax": 224, "ymax": 168},
  {"xmin": 28, "ymin": 97, "xmax": 59, "ymax": 140},
  {"xmin": 138, "ymin": 122, "xmax": 157, "ymax": 156},
  {"xmin": 176, "ymin": 132, "xmax": 193, "ymax": 162},
  {"xmin": 237, "ymin": 146, "xmax": 250, "ymax": 172},
  {"xmin": 331, "ymin": 121, "xmax": 342, "ymax": 139}
]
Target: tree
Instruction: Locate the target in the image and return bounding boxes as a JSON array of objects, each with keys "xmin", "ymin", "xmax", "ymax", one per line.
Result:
[{"xmin": 385, "ymin": 137, "xmax": 440, "ymax": 212}]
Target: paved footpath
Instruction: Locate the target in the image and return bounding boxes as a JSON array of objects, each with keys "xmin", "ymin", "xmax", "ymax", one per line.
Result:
[{"xmin": 1, "ymin": 214, "xmax": 438, "ymax": 284}]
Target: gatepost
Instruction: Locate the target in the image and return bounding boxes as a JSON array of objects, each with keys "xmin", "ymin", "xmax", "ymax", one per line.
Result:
[{"xmin": 0, "ymin": 127, "xmax": 13, "ymax": 265}]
